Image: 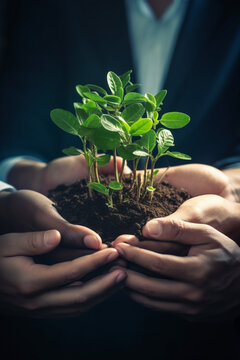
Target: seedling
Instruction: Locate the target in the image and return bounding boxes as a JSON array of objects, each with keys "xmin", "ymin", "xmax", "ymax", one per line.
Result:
[
  {"xmin": 50, "ymin": 70, "xmax": 191, "ymax": 207},
  {"xmin": 88, "ymin": 181, "xmax": 123, "ymax": 208}
]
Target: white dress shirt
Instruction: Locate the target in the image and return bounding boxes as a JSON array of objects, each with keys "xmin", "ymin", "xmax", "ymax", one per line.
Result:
[{"xmin": 125, "ymin": 0, "xmax": 189, "ymax": 94}]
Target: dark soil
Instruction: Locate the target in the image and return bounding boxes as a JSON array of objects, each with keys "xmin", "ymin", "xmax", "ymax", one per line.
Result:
[{"xmin": 48, "ymin": 175, "xmax": 191, "ymax": 244}]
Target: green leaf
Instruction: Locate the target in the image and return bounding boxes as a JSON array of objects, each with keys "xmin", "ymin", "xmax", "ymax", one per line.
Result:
[
  {"xmin": 95, "ymin": 154, "xmax": 111, "ymax": 167},
  {"xmin": 136, "ymin": 130, "xmax": 156, "ymax": 152},
  {"xmin": 122, "ymin": 103, "xmax": 145, "ymax": 124},
  {"xmin": 85, "ymin": 84, "xmax": 107, "ymax": 96},
  {"xmin": 81, "ymin": 101, "xmax": 102, "ymax": 116},
  {"xmin": 83, "ymin": 114, "xmax": 101, "ymax": 128},
  {"xmin": 119, "ymin": 70, "xmax": 132, "ymax": 88},
  {"xmin": 101, "ymin": 114, "xmax": 123, "ymax": 133},
  {"xmin": 76, "ymin": 84, "xmax": 90, "ymax": 97},
  {"xmin": 74, "ymin": 103, "xmax": 88, "ymax": 125},
  {"xmin": 117, "ymin": 144, "xmax": 140, "ymax": 160},
  {"xmin": 50, "ymin": 109, "xmax": 80, "ymax": 135},
  {"xmin": 158, "ymin": 129, "xmax": 174, "ymax": 151},
  {"xmin": 123, "ymin": 92, "xmax": 147, "ymax": 105},
  {"xmin": 126, "ymin": 83, "xmax": 141, "ymax": 93},
  {"xmin": 145, "ymin": 93, "xmax": 156, "ymax": 111},
  {"xmin": 130, "ymin": 118, "xmax": 153, "ymax": 136},
  {"xmin": 88, "ymin": 128, "xmax": 121, "ymax": 150},
  {"xmin": 116, "ymin": 116, "xmax": 131, "ymax": 133},
  {"xmin": 62, "ymin": 146, "xmax": 81, "ymax": 156},
  {"xmin": 109, "ymin": 181, "xmax": 123, "ymax": 191},
  {"xmin": 133, "ymin": 150, "xmax": 149, "ymax": 157},
  {"xmin": 160, "ymin": 112, "xmax": 190, "ymax": 129},
  {"xmin": 88, "ymin": 182, "xmax": 109, "ymax": 196},
  {"xmin": 146, "ymin": 186, "xmax": 156, "ymax": 192},
  {"xmin": 166, "ymin": 151, "xmax": 191, "ymax": 160},
  {"xmin": 153, "ymin": 111, "xmax": 158, "ymax": 122},
  {"xmin": 82, "ymin": 92, "xmax": 107, "ymax": 105},
  {"xmin": 155, "ymin": 90, "xmax": 167, "ymax": 107},
  {"xmin": 84, "ymin": 150, "xmax": 95, "ymax": 167},
  {"xmin": 103, "ymin": 95, "xmax": 121, "ymax": 105},
  {"xmin": 153, "ymin": 169, "xmax": 159, "ymax": 176},
  {"xmin": 107, "ymin": 71, "xmax": 123, "ymax": 98}
]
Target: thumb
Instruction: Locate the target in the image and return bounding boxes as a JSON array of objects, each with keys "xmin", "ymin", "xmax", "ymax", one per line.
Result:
[
  {"xmin": 0, "ymin": 230, "xmax": 61, "ymax": 256},
  {"xmin": 142, "ymin": 218, "xmax": 212, "ymax": 245}
]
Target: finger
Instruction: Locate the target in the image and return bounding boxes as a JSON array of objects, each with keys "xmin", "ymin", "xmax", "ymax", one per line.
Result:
[
  {"xmin": 0, "ymin": 230, "xmax": 61, "ymax": 256},
  {"xmin": 125, "ymin": 269, "xmax": 200, "ymax": 302},
  {"xmin": 29, "ymin": 269, "xmax": 127, "ymax": 311},
  {"xmin": 112, "ymin": 234, "xmax": 140, "ymax": 247},
  {"xmin": 115, "ymin": 243, "xmax": 202, "ymax": 282},
  {"xmin": 137, "ymin": 240, "xmax": 189, "ymax": 255},
  {"xmin": 142, "ymin": 218, "xmax": 220, "ymax": 245},
  {"xmin": 128, "ymin": 291, "xmax": 199, "ymax": 316},
  {"xmin": 34, "ymin": 247, "xmax": 96, "ymax": 265},
  {"xmin": 30, "ymin": 248, "xmax": 120, "ymax": 292},
  {"xmin": 39, "ymin": 203, "xmax": 102, "ymax": 250}
]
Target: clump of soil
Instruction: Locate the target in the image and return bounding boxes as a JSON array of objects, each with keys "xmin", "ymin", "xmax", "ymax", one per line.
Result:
[{"xmin": 48, "ymin": 175, "xmax": 191, "ymax": 244}]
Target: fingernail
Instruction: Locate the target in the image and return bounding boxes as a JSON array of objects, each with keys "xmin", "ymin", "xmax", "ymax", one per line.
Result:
[
  {"xmin": 107, "ymin": 249, "xmax": 119, "ymax": 262},
  {"xmin": 83, "ymin": 234, "xmax": 101, "ymax": 249},
  {"xmin": 145, "ymin": 220, "xmax": 162, "ymax": 237},
  {"xmin": 44, "ymin": 230, "xmax": 59, "ymax": 247},
  {"xmin": 115, "ymin": 271, "xmax": 127, "ymax": 284}
]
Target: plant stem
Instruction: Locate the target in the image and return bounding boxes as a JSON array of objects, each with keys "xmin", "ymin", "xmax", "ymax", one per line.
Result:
[
  {"xmin": 113, "ymin": 148, "xmax": 119, "ymax": 182},
  {"xmin": 93, "ymin": 146, "xmax": 100, "ymax": 183},
  {"xmin": 150, "ymin": 157, "xmax": 156, "ymax": 187},
  {"xmin": 142, "ymin": 156, "xmax": 149, "ymax": 192},
  {"xmin": 137, "ymin": 173, "xmax": 142, "ymax": 202},
  {"xmin": 119, "ymin": 158, "xmax": 125, "ymax": 183}
]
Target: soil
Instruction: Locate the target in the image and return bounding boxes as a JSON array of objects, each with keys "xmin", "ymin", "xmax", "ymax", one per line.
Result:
[{"xmin": 48, "ymin": 175, "xmax": 191, "ymax": 244}]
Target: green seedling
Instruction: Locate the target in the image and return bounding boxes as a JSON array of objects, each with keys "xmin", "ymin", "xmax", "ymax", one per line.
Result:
[
  {"xmin": 50, "ymin": 69, "xmax": 191, "ymax": 207},
  {"xmin": 88, "ymin": 181, "xmax": 123, "ymax": 208}
]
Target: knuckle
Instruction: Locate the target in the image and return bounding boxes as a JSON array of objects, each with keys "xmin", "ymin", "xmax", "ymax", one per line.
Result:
[
  {"xmin": 167, "ymin": 219, "xmax": 185, "ymax": 240},
  {"xmin": 152, "ymin": 257, "xmax": 168, "ymax": 274},
  {"xmin": 27, "ymin": 232, "xmax": 41, "ymax": 251},
  {"xmin": 73, "ymin": 292, "xmax": 87, "ymax": 306},
  {"xmin": 185, "ymin": 289, "xmax": 204, "ymax": 303}
]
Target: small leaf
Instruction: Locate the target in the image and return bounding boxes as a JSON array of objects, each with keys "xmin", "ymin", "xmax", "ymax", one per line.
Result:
[
  {"xmin": 160, "ymin": 112, "xmax": 190, "ymax": 129},
  {"xmin": 101, "ymin": 114, "xmax": 123, "ymax": 133},
  {"xmin": 130, "ymin": 118, "xmax": 153, "ymax": 136},
  {"xmin": 123, "ymin": 92, "xmax": 147, "ymax": 105},
  {"xmin": 76, "ymin": 84, "xmax": 90, "ymax": 97},
  {"xmin": 158, "ymin": 129, "xmax": 174, "ymax": 151},
  {"xmin": 120, "ymin": 70, "xmax": 132, "ymax": 88},
  {"xmin": 153, "ymin": 169, "xmax": 159, "ymax": 176},
  {"xmin": 85, "ymin": 84, "xmax": 107, "ymax": 96},
  {"xmin": 117, "ymin": 144, "xmax": 140, "ymax": 160},
  {"xmin": 88, "ymin": 128, "xmax": 121, "ymax": 150},
  {"xmin": 88, "ymin": 182, "xmax": 109, "ymax": 196},
  {"xmin": 50, "ymin": 109, "xmax": 80, "ymax": 135},
  {"xmin": 122, "ymin": 103, "xmax": 145, "ymax": 124},
  {"xmin": 126, "ymin": 83, "xmax": 141, "ymax": 93},
  {"xmin": 107, "ymin": 71, "xmax": 123, "ymax": 98},
  {"xmin": 155, "ymin": 89, "xmax": 167, "ymax": 107},
  {"xmin": 62, "ymin": 146, "xmax": 81, "ymax": 156},
  {"xmin": 82, "ymin": 92, "xmax": 107, "ymax": 105},
  {"xmin": 153, "ymin": 111, "xmax": 158, "ymax": 122},
  {"xmin": 95, "ymin": 154, "xmax": 111, "ymax": 167},
  {"xmin": 81, "ymin": 101, "xmax": 102, "ymax": 116},
  {"xmin": 133, "ymin": 150, "xmax": 149, "ymax": 157},
  {"xmin": 146, "ymin": 186, "xmax": 156, "ymax": 192},
  {"xmin": 83, "ymin": 114, "xmax": 101, "ymax": 128},
  {"xmin": 136, "ymin": 130, "xmax": 156, "ymax": 152},
  {"xmin": 109, "ymin": 181, "xmax": 123, "ymax": 191},
  {"xmin": 74, "ymin": 103, "xmax": 88, "ymax": 125},
  {"xmin": 145, "ymin": 93, "xmax": 156, "ymax": 111},
  {"xmin": 166, "ymin": 151, "xmax": 191, "ymax": 160},
  {"xmin": 103, "ymin": 95, "xmax": 121, "ymax": 105}
]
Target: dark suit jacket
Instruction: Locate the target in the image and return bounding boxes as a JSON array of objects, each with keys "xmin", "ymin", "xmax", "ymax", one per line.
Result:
[{"xmin": 0, "ymin": 1, "xmax": 240, "ymax": 359}]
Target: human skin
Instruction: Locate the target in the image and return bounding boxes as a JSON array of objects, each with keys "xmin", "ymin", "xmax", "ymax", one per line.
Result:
[
  {"xmin": 114, "ymin": 219, "xmax": 240, "ymax": 321},
  {"xmin": 0, "ymin": 229, "xmax": 127, "ymax": 318},
  {"xmin": 113, "ymin": 164, "xmax": 240, "ymax": 254}
]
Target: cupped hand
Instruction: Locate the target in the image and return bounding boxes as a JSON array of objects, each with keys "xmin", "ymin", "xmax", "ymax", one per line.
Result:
[
  {"xmin": 0, "ymin": 189, "xmax": 102, "ymax": 252},
  {"xmin": 0, "ymin": 230, "xmax": 126, "ymax": 318},
  {"xmin": 8, "ymin": 154, "xmax": 131, "ymax": 195},
  {"xmin": 115, "ymin": 220, "xmax": 240, "ymax": 321}
]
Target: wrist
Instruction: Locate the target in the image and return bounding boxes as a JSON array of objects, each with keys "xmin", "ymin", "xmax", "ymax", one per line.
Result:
[{"xmin": 7, "ymin": 160, "xmax": 47, "ymax": 192}]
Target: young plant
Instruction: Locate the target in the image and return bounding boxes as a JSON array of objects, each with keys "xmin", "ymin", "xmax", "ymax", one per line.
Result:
[
  {"xmin": 50, "ymin": 69, "xmax": 191, "ymax": 206},
  {"xmin": 88, "ymin": 181, "xmax": 123, "ymax": 208}
]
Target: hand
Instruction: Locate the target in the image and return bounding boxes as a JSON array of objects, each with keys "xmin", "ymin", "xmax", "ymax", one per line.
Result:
[
  {"xmin": 0, "ymin": 189, "xmax": 103, "ymax": 253},
  {"xmin": 7, "ymin": 154, "xmax": 131, "ymax": 195},
  {"xmin": 153, "ymin": 163, "xmax": 236, "ymax": 201},
  {"xmin": 0, "ymin": 230, "xmax": 126, "ymax": 318},
  {"xmin": 115, "ymin": 220, "xmax": 240, "ymax": 321}
]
